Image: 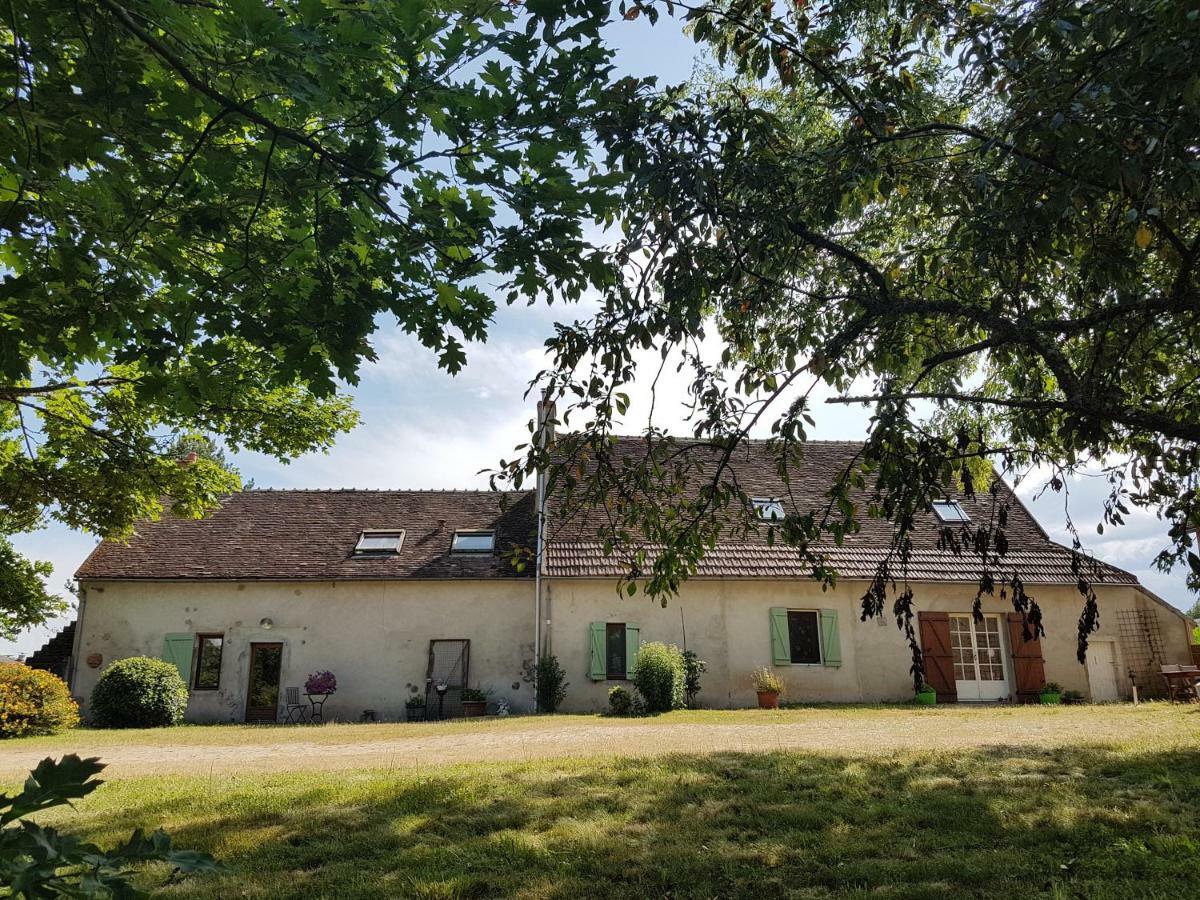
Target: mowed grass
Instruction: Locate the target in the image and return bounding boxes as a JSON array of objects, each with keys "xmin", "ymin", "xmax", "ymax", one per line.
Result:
[{"xmin": 15, "ymin": 709, "xmax": 1200, "ymax": 898}]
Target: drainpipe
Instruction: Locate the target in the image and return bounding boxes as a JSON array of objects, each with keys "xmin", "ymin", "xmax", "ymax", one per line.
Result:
[
  {"xmin": 533, "ymin": 395, "xmax": 556, "ymax": 706},
  {"xmin": 67, "ymin": 585, "xmax": 87, "ymax": 695}
]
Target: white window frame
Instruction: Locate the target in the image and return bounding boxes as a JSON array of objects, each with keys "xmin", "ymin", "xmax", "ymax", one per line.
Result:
[
  {"xmin": 450, "ymin": 530, "xmax": 496, "ymax": 553},
  {"xmin": 752, "ymin": 497, "xmax": 786, "ymax": 522},
  {"xmin": 785, "ymin": 608, "xmax": 824, "ymax": 667},
  {"xmin": 354, "ymin": 530, "xmax": 405, "ymax": 555},
  {"xmin": 931, "ymin": 500, "xmax": 970, "ymax": 523}
]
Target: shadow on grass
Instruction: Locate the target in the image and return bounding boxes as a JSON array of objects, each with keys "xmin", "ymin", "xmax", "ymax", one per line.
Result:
[{"xmin": 67, "ymin": 745, "xmax": 1200, "ymax": 899}]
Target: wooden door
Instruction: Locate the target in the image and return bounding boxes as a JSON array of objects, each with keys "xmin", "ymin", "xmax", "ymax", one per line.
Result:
[
  {"xmin": 1006, "ymin": 613, "xmax": 1046, "ymax": 703},
  {"xmin": 918, "ymin": 611, "xmax": 957, "ymax": 702},
  {"xmin": 245, "ymin": 642, "xmax": 283, "ymax": 722},
  {"xmin": 1086, "ymin": 640, "xmax": 1120, "ymax": 701}
]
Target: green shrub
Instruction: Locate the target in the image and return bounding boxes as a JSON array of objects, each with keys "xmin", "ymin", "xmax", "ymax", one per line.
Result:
[
  {"xmin": 682, "ymin": 650, "xmax": 706, "ymax": 708},
  {"xmin": 91, "ymin": 657, "xmax": 189, "ymax": 728},
  {"xmin": 534, "ymin": 653, "xmax": 568, "ymax": 713},
  {"xmin": 0, "ymin": 663, "xmax": 79, "ymax": 738},
  {"xmin": 630, "ymin": 642, "xmax": 685, "ymax": 713},
  {"xmin": 607, "ymin": 685, "xmax": 633, "ymax": 715}
]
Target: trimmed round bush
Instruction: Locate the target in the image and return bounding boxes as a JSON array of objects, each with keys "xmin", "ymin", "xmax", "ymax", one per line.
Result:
[
  {"xmin": 0, "ymin": 663, "xmax": 79, "ymax": 738},
  {"xmin": 630, "ymin": 642, "xmax": 685, "ymax": 713},
  {"xmin": 91, "ymin": 657, "xmax": 189, "ymax": 728},
  {"xmin": 607, "ymin": 685, "xmax": 632, "ymax": 716}
]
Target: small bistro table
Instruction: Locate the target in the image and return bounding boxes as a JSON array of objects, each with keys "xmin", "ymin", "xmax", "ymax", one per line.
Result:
[{"xmin": 305, "ymin": 692, "xmax": 331, "ymax": 723}]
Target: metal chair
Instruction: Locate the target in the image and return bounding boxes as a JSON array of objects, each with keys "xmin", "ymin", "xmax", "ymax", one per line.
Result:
[{"xmin": 284, "ymin": 686, "xmax": 308, "ymax": 723}]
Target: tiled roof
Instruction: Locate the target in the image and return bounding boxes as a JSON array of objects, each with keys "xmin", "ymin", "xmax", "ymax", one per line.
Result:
[
  {"xmin": 544, "ymin": 437, "xmax": 1051, "ymax": 548},
  {"xmin": 542, "ymin": 437, "xmax": 1137, "ymax": 585},
  {"xmin": 76, "ymin": 438, "xmax": 1141, "ymax": 588},
  {"xmin": 76, "ymin": 490, "xmax": 536, "ymax": 581},
  {"xmin": 544, "ymin": 541, "xmax": 1138, "ymax": 585}
]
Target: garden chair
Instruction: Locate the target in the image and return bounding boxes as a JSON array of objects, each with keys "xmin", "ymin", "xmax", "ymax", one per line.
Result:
[{"xmin": 284, "ymin": 686, "xmax": 308, "ymax": 723}]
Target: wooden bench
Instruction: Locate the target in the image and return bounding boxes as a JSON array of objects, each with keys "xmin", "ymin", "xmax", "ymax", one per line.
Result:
[{"xmin": 1160, "ymin": 664, "xmax": 1200, "ymax": 701}]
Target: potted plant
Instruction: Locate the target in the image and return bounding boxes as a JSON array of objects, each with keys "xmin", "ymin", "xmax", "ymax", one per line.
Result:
[
  {"xmin": 404, "ymin": 694, "xmax": 426, "ymax": 722},
  {"xmin": 750, "ymin": 666, "xmax": 783, "ymax": 709},
  {"xmin": 1040, "ymin": 681, "xmax": 1063, "ymax": 705},
  {"xmin": 915, "ymin": 681, "xmax": 937, "ymax": 706},
  {"xmin": 304, "ymin": 670, "xmax": 337, "ymax": 696},
  {"xmin": 460, "ymin": 688, "xmax": 489, "ymax": 717}
]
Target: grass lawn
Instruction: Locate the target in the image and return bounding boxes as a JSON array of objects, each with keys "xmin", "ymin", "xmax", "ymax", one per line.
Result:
[{"xmin": 9, "ymin": 706, "xmax": 1200, "ymax": 898}]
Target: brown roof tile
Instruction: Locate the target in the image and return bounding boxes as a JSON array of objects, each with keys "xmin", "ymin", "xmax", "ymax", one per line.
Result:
[
  {"xmin": 76, "ymin": 438, "xmax": 1139, "ymax": 588},
  {"xmin": 76, "ymin": 490, "xmax": 536, "ymax": 581},
  {"xmin": 544, "ymin": 541, "xmax": 1137, "ymax": 585}
]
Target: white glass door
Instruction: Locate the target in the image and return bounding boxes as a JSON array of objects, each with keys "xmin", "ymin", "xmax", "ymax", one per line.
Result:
[{"xmin": 949, "ymin": 614, "xmax": 1010, "ymax": 701}]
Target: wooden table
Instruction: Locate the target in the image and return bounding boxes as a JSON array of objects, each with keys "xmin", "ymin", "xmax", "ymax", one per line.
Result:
[{"xmin": 1161, "ymin": 667, "xmax": 1200, "ymax": 701}]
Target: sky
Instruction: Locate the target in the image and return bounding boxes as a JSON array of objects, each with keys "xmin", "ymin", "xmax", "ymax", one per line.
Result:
[{"xmin": 4, "ymin": 12, "xmax": 1194, "ymax": 656}]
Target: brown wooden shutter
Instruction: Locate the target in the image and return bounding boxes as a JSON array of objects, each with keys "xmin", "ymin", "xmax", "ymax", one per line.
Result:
[
  {"xmin": 918, "ymin": 611, "xmax": 957, "ymax": 703},
  {"xmin": 1007, "ymin": 613, "xmax": 1046, "ymax": 703}
]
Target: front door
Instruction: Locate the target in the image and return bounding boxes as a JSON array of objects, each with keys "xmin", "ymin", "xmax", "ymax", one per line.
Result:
[
  {"xmin": 950, "ymin": 615, "xmax": 1010, "ymax": 701},
  {"xmin": 245, "ymin": 642, "xmax": 283, "ymax": 722},
  {"xmin": 1086, "ymin": 640, "xmax": 1120, "ymax": 701}
]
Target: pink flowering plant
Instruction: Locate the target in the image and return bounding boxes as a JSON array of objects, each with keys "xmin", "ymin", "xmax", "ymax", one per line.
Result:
[{"xmin": 305, "ymin": 670, "xmax": 337, "ymax": 695}]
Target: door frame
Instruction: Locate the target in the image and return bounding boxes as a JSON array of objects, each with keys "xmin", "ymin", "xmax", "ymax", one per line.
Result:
[
  {"xmin": 245, "ymin": 642, "xmax": 284, "ymax": 723},
  {"xmin": 949, "ymin": 613, "xmax": 1013, "ymax": 701}
]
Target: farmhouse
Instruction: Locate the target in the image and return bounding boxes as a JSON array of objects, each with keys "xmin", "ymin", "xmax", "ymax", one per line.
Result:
[{"xmin": 55, "ymin": 420, "xmax": 1193, "ymax": 722}]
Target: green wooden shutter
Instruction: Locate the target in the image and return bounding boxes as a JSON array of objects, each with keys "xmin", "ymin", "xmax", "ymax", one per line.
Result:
[
  {"xmin": 625, "ymin": 623, "xmax": 640, "ymax": 678},
  {"xmin": 820, "ymin": 609, "xmax": 842, "ymax": 667},
  {"xmin": 162, "ymin": 633, "xmax": 195, "ymax": 685},
  {"xmin": 588, "ymin": 622, "xmax": 606, "ymax": 681},
  {"xmin": 769, "ymin": 608, "xmax": 790, "ymax": 665}
]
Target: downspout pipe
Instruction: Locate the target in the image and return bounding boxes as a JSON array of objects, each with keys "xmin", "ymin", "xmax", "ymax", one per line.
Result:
[{"xmin": 533, "ymin": 395, "xmax": 556, "ymax": 710}]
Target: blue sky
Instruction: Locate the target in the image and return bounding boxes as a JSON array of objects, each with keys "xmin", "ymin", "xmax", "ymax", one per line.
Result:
[{"xmin": 4, "ymin": 13, "xmax": 1193, "ymax": 656}]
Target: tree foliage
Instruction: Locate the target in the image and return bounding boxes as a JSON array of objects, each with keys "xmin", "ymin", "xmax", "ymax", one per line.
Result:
[
  {"xmin": 0, "ymin": 754, "xmax": 219, "ymax": 896},
  {"xmin": 1, "ymin": 0, "xmax": 627, "ymax": 626},
  {"xmin": 507, "ymin": 0, "xmax": 1200, "ymax": 678}
]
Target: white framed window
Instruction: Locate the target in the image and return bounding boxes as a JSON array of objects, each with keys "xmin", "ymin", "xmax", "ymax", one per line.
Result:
[
  {"xmin": 354, "ymin": 530, "xmax": 405, "ymax": 554},
  {"xmin": 451, "ymin": 530, "xmax": 495, "ymax": 553},
  {"xmin": 752, "ymin": 497, "xmax": 786, "ymax": 522},
  {"xmin": 931, "ymin": 500, "xmax": 970, "ymax": 523}
]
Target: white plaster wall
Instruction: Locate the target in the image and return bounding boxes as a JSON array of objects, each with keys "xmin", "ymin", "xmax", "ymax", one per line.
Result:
[
  {"xmin": 73, "ymin": 579, "xmax": 535, "ymax": 723},
  {"xmin": 544, "ymin": 578, "xmax": 1193, "ymax": 711},
  {"xmin": 72, "ymin": 575, "xmax": 1191, "ymax": 721}
]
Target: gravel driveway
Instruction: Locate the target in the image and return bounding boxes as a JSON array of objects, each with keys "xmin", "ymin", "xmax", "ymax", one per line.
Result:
[{"xmin": 2, "ymin": 704, "xmax": 1195, "ymax": 780}]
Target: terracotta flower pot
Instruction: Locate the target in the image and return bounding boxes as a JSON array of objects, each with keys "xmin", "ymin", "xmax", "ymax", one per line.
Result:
[
  {"xmin": 756, "ymin": 690, "xmax": 781, "ymax": 709},
  {"xmin": 461, "ymin": 700, "xmax": 487, "ymax": 717}
]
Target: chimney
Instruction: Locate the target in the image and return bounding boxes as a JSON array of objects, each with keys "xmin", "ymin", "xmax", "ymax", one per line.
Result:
[{"xmin": 177, "ymin": 451, "xmax": 198, "ymax": 466}]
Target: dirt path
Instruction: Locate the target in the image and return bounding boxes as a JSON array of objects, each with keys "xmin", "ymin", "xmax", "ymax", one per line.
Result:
[{"xmin": 3, "ymin": 706, "xmax": 1196, "ymax": 779}]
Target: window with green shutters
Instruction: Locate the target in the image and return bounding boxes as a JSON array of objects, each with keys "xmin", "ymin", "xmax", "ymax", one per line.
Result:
[
  {"xmin": 588, "ymin": 622, "xmax": 639, "ymax": 680},
  {"xmin": 161, "ymin": 633, "xmax": 195, "ymax": 686},
  {"xmin": 769, "ymin": 608, "xmax": 841, "ymax": 667}
]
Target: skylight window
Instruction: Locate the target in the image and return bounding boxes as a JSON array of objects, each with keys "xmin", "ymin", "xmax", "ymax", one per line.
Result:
[
  {"xmin": 931, "ymin": 500, "xmax": 970, "ymax": 524},
  {"xmin": 752, "ymin": 497, "xmax": 786, "ymax": 522},
  {"xmin": 354, "ymin": 530, "xmax": 404, "ymax": 554},
  {"xmin": 451, "ymin": 530, "xmax": 496, "ymax": 553}
]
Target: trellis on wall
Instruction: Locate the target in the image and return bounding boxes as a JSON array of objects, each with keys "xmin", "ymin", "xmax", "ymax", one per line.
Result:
[{"xmin": 1116, "ymin": 609, "xmax": 1166, "ymax": 698}]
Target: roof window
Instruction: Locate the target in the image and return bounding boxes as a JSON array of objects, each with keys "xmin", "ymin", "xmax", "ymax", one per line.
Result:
[
  {"xmin": 931, "ymin": 500, "xmax": 970, "ymax": 523},
  {"xmin": 451, "ymin": 530, "xmax": 495, "ymax": 553},
  {"xmin": 752, "ymin": 497, "xmax": 786, "ymax": 522},
  {"xmin": 354, "ymin": 530, "xmax": 404, "ymax": 554}
]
